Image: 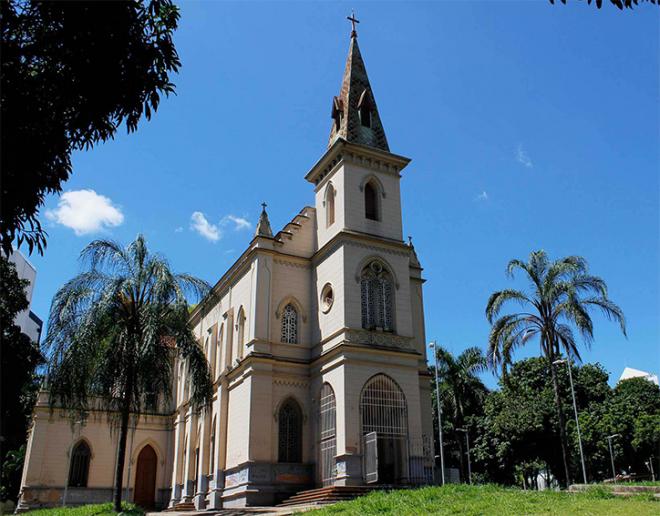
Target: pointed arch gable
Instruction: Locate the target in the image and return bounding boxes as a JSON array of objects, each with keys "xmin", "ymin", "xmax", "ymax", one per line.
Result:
[
  {"xmin": 275, "ymin": 296, "xmax": 307, "ymax": 323},
  {"xmin": 359, "ymin": 174, "xmax": 386, "ymax": 198},
  {"xmin": 354, "ymin": 255, "xmax": 400, "ymax": 289},
  {"xmin": 131, "ymin": 438, "xmax": 164, "ymax": 465}
]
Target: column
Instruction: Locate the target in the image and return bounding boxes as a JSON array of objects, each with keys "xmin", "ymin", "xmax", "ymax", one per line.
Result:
[
  {"xmin": 194, "ymin": 409, "xmax": 211, "ymax": 509},
  {"xmin": 207, "ymin": 382, "xmax": 227, "ymax": 510},
  {"xmin": 181, "ymin": 409, "xmax": 196, "ymax": 502},
  {"xmin": 168, "ymin": 412, "xmax": 185, "ymax": 507}
]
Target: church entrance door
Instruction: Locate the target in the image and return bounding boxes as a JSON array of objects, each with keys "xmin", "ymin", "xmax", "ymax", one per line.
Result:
[
  {"xmin": 360, "ymin": 375, "xmax": 409, "ymax": 485},
  {"xmin": 134, "ymin": 445, "xmax": 157, "ymax": 509}
]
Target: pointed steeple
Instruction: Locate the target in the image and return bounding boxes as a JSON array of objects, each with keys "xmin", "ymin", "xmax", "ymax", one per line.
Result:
[
  {"xmin": 254, "ymin": 203, "xmax": 273, "ymax": 238},
  {"xmin": 328, "ymin": 17, "xmax": 389, "ymax": 152}
]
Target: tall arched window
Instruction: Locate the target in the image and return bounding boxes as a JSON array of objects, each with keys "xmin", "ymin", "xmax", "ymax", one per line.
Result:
[
  {"xmin": 278, "ymin": 399, "xmax": 303, "ymax": 463},
  {"xmin": 281, "ymin": 303, "xmax": 298, "ymax": 344},
  {"xmin": 236, "ymin": 308, "xmax": 246, "ymax": 361},
  {"xmin": 325, "ymin": 184, "xmax": 335, "ymax": 227},
  {"xmin": 360, "ymin": 261, "xmax": 394, "ymax": 331},
  {"xmin": 364, "ymin": 182, "xmax": 379, "ymax": 221},
  {"xmin": 319, "ymin": 384, "xmax": 337, "ymax": 486},
  {"xmin": 68, "ymin": 440, "xmax": 91, "ymax": 487}
]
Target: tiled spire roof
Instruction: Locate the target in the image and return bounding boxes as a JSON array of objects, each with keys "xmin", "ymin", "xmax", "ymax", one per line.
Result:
[
  {"xmin": 328, "ymin": 30, "xmax": 389, "ymax": 152},
  {"xmin": 254, "ymin": 203, "xmax": 273, "ymax": 238}
]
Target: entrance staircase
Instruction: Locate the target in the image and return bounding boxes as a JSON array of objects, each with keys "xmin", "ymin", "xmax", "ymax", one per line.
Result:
[
  {"xmin": 277, "ymin": 485, "xmax": 376, "ymax": 508},
  {"xmin": 165, "ymin": 501, "xmax": 195, "ymax": 512}
]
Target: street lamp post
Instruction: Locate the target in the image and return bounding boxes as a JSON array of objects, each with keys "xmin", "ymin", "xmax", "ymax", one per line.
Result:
[
  {"xmin": 645, "ymin": 458, "xmax": 656, "ymax": 482},
  {"xmin": 607, "ymin": 434, "xmax": 620, "ymax": 482},
  {"xmin": 456, "ymin": 428, "xmax": 472, "ymax": 485},
  {"xmin": 429, "ymin": 341, "xmax": 445, "ymax": 485},
  {"xmin": 553, "ymin": 358, "xmax": 588, "ymax": 484}
]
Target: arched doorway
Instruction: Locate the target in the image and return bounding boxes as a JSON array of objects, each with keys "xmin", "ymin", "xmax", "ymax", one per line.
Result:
[
  {"xmin": 360, "ymin": 374, "xmax": 408, "ymax": 485},
  {"xmin": 134, "ymin": 445, "xmax": 157, "ymax": 509}
]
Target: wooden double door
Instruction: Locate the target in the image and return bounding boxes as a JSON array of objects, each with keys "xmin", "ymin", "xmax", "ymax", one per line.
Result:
[{"xmin": 134, "ymin": 445, "xmax": 157, "ymax": 509}]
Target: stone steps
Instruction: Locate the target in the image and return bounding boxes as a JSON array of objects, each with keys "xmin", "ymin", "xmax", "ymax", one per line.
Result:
[{"xmin": 278, "ymin": 485, "xmax": 375, "ymax": 507}]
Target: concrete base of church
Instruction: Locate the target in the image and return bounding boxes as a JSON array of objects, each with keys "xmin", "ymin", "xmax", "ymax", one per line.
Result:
[
  {"xmin": 220, "ymin": 461, "xmax": 314, "ymax": 507},
  {"xmin": 334, "ymin": 454, "xmax": 364, "ymax": 486},
  {"xmin": 168, "ymin": 483, "xmax": 182, "ymax": 508},
  {"xmin": 193, "ymin": 476, "xmax": 208, "ymax": 510},
  {"xmin": 17, "ymin": 486, "xmax": 170, "ymax": 512}
]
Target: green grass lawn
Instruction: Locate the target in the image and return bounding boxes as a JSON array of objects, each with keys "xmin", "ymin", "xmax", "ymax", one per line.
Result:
[
  {"xmin": 25, "ymin": 503, "xmax": 143, "ymax": 516},
  {"xmin": 306, "ymin": 484, "xmax": 659, "ymax": 516}
]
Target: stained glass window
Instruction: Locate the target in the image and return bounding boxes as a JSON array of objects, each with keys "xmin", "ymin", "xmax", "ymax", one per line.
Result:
[
  {"xmin": 360, "ymin": 261, "xmax": 394, "ymax": 331},
  {"xmin": 281, "ymin": 303, "xmax": 298, "ymax": 344}
]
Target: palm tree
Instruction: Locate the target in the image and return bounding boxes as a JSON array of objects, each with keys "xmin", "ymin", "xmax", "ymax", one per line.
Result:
[
  {"xmin": 45, "ymin": 235, "xmax": 213, "ymax": 511},
  {"xmin": 433, "ymin": 346, "xmax": 488, "ymax": 480},
  {"xmin": 485, "ymin": 250, "xmax": 625, "ymax": 487}
]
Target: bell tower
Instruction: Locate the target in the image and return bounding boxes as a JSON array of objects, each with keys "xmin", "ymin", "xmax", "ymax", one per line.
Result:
[{"xmin": 306, "ymin": 18, "xmax": 410, "ymax": 249}]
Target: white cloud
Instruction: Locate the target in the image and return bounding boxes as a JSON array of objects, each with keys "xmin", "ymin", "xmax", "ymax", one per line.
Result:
[
  {"xmin": 46, "ymin": 189, "xmax": 124, "ymax": 235},
  {"xmin": 516, "ymin": 144, "xmax": 533, "ymax": 168},
  {"xmin": 190, "ymin": 212, "xmax": 221, "ymax": 242},
  {"xmin": 222, "ymin": 214, "xmax": 252, "ymax": 231},
  {"xmin": 174, "ymin": 226, "xmax": 184, "ymax": 233},
  {"xmin": 475, "ymin": 191, "xmax": 488, "ymax": 202}
]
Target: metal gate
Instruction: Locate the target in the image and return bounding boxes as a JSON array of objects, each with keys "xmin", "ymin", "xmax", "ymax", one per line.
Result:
[
  {"xmin": 360, "ymin": 375, "xmax": 408, "ymax": 484},
  {"xmin": 319, "ymin": 383, "xmax": 337, "ymax": 486}
]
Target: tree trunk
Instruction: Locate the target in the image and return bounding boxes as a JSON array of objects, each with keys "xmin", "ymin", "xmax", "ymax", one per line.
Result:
[
  {"xmin": 549, "ymin": 359, "xmax": 571, "ymax": 488},
  {"xmin": 113, "ymin": 383, "xmax": 132, "ymax": 512}
]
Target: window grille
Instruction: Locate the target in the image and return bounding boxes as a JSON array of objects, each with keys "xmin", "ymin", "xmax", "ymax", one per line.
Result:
[
  {"xmin": 281, "ymin": 303, "xmax": 298, "ymax": 344},
  {"xmin": 360, "ymin": 262, "xmax": 394, "ymax": 331},
  {"xmin": 319, "ymin": 383, "xmax": 337, "ymax": 485},
  {"xmin": 360, "ymin": 374, "xmax": 407, "ymax": 437},
  {"xmin": 68, "ymin": 440, "xmax": 91, "ymax": 487},
  {"xmin": 278, "ymin": 399, "xmax": 302, "ymax": 463}
]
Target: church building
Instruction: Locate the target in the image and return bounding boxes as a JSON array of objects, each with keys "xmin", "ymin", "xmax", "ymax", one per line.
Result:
[{"xmin": 18, "ymin": 22, "xmax": 435, "ymax": 510}]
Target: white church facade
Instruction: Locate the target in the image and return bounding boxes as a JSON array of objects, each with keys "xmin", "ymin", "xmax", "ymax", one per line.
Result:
[{"xmin": 18, "ymin": 26, "xmax": 435, "ymax": 510}]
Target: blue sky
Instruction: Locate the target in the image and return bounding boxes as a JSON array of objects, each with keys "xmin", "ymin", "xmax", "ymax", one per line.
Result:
[{"xmin": 26, "ymin": 1, "xmax": 658, "ymax": 388}]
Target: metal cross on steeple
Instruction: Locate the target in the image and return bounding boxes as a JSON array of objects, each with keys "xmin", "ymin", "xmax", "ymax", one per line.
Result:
[{"xmin": 347, "ymin": 10, "xmax": 360, "ymax": 38}]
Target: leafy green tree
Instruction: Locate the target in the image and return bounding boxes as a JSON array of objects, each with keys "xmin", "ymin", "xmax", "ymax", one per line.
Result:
[
  {"xmin": 472, "ymin": 357, "xmax": 613, "ymax": 485},
  {"xmin": 632, "ymin": 414, "xmax": 660, "ymax": 477},
  {"xmin": 432, "ymin": 346, "xmax": 488, "ymax": 480},
  {"xmin": 0, "ymin": 255, "xmax": 44, "ymax": 502},
  {"xmin": 1, "ymin": 1, "xmax": 181, "ymax": 255},
  {"xmin": 550, "ymin": 0, "xmax": 658, "ymax": 10},
  {"xmin": 486, "ymin": 250, "xmax": 625, "ymax": 486},
  {"xmin": 45, "ymin": 235, "xmax": 213, "ymax": 511}
]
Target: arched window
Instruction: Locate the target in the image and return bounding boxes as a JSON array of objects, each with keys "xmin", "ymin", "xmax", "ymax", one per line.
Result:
[
  {"xmin": 236, "ymin": 308, "xmax": 246, "ymax": 361},
  {"xmin": 325, "ymin": 184, "xmax": 335, "ymax": 227},
  {"xmin": 281, "ymin": 303, "xmax": 298, "ymax": 344},
  {"xmin": 364, "ymin": 182, "xmax": 379, "ymax": 221},
  {"xmin": 360, "ymin": 261, "xmax": 394, "ymax": 331},
  {"xmin": 278, "ymin": 399, "xmax": 303, "ymax": 463},
  {"xmin": 319, "ymin": 383, "xmax": 337, "ymax": 486},
  {"xmin": 68, "ymin": 440, "xmax": 91, "ymax": 487}
]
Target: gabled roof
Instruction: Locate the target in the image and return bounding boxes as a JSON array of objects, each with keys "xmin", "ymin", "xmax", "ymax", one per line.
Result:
[{"xmin": 328, "ymin": 31, "xmax": 389, "ymax": 152}]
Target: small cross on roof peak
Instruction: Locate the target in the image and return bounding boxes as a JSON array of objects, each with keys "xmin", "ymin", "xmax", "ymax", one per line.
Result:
[{"xmin": 347, "ymin": 10, "xmax": 359, "ymax": 38}]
